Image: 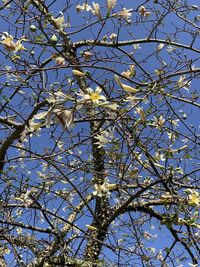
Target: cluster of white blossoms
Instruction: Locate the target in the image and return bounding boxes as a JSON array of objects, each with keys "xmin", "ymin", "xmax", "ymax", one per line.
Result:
[
  {"xmin": 76, "ymin": 1, "xmax": 132, "ymax": 21},
  {"xmin": 95, "ymin": 127, "xmax": 115, "ymax": 148},
  {"xmin": 1, "ymin": 32, "xmax": 25, "ymax": 52}
]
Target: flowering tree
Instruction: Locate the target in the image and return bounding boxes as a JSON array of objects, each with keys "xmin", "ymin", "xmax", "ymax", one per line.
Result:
[{"xmin": 0, "ymin": 0, "xmax": 200, "ymax": 266}]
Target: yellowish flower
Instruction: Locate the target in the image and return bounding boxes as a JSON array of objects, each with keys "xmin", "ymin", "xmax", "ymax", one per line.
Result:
[
  {"xmin": 177, "ymin": 75, "xmax": 186, "ymax": 87},
  {"xmin": 114, "ymin": 8, "xmax": 132, "ymax": 20},
  {"xmin": 93, "ymin": 180, "xmax": 116, "ymax": 196},
  {"xmin": 157, "ymin": 43, "xmax": 165, "ymax": 51},
  {"xmin": 187, "ymin": 190, "xmax": 200, "ymax": 206},
  {"xmin": 121, "ymin": 64, "xmax": 136, "ymax": 78},
  {"xmin": 2, "ymin": 36, "xmax": 16, "ymax": 52},
  {"xmin": 138, "ymin": 6, "xmax": 146, "ymax": 16},
  {"xmin": 76, "ymin": 3, "xmax": 93, "ymax": 13},
  {"xmin": 1, "ymin": 33, "xmax": 25, "ymax": 52},
  {"xmin": 76, "ymin": 4, "xmax": 83, "ymax": 13},
  {"xmin": 107, "ymin": 0, "xmax": 117, "ymax": 11},
  {"xmin": 15, "ymin": 40, "xmax": 25, "ymax": 52},
  {"xmin": 138, "ymin": 6, "xmax": 151, "ymax": 17},
  {"xmin": 53, "ymin": 12, "xmax": 65, "ymax": 29},
  {"xmin": 121, "ymin": 84, "xmax": 139, "ymax": 94},
  {"xmin": 72, "ymin": 69, "xmax": 86, "ymax": 77},
  {"xmin": 77, "ymin": 87, "xmax": 106, "ymax": 105},
  {"xmin": 82, "ymin": 50, "xmax": 92, "ymax": 61},
  {"xmin": 135, "ymin": 107, "xmax": 146, "ymax": 122},
  {"xmin": 92, "ymin": 2, "xmax": 101, "ymax": 19},
  {"xmin": 53, "ymin": 56, "xmax": 65, "ymax": 65},
  {"xmin": 93, "ymin": 183, "xmax": 107, "ymax": 197},
  {"xmin": 153, "ymin": 115, "xmax": 165, "ymax": 129},
  {"xmin": 109, "ymin": 33, "xmax": 117, "ymax": 41},
  {"xmin": 28, "ymin": 120, "xmax": 43, "ymax": 132},
  {"xmin": 114, "ymin": 75, "xmax": 139, "ymax": 94},
  {"xmin": 86, "ymin": 225, "xmax": 98, "ymax": 231}
]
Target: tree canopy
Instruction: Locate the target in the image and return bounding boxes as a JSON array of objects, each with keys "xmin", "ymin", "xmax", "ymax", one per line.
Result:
[{"xmin": 0, "ymin": 0, "xmax": 200, "ymax": 266}]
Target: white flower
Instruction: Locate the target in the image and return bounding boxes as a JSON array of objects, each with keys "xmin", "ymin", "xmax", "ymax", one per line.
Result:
[
  {"xmin": 171, "ymin": 119, "xmax": 179, "ymax": 128},
  {"xmin": 123, "ymin": 95, "xmax": 140, "ymax": 104},
  {"xmin": 133, "ymin": 44, "xmax": 141, "ymax": 50},
  {"xmin": 107, "ymin": 0, "xmax": 117, "ymax": 11},
  {"xmin": 16, "ymin": 228, "xmax": 22, "ymax": 234},
  {"xmin": 154, "ymin": 151, "xmax": 165, "ymax": 162},
  {"xmin": 121, "ymin": 64, "xmax": 136, "ymax": 78},
  {"xmin": 138, "ymin": 6, "xmax": 151, "ymax": 17},
  {"xmin": 187, "ymin": 189, "xmax": 200, "ymax": 206},
  {"xmin": 82, "ymin": 50, "xmax": 92, "ymax": 60},
  {"xmin": 93, "ymin": 183, "xmax": 108, "ymax": 197},
  {"xmin": 54, "ymin": 109, "xmax": 74, "ymax": 129},
  {"xmin": 76, "ymin": 3, "xmax": 93, "ymax": 13},
  {"xmin": 109, "ymin": 33, "xmax": 117, "ymax": 41},
  {"xmin": 152, "ymin": 115, "xmax": 165, "ymax": 129},
  {"xmin": 72, "ymin": 69, "xmax": 86, "ymax": 76},
  {"xmin": 1, "ymin": 32, "xmax": 25, "ymax": 52},
  {"xmin": 166, "ymin": 45, "xmax": 176, "ymax": 53},
  {"xmin": 177, "ymin": 75, "xmax": 187, "ymax": 88},
  {"xmin": 113, "ymin": 8, "xmax": 132, "ymax": 20},
  {"xmin": 53, "ymin": 12, "xmax": 65, "ymax": 29},
  {"xmin": 28, "ymin": 120, "xmax": 43, "ymax": 132},
  {"xmin": 93, "ymin": 180, "xmax": 116, "ymax": 196},
  {"xmin": 157, "ymin": 43, "xmax": 164, "ymax": 51},
  {"xmin": 92, "ymin": 2, "xmax": 101, "ymax": 19},
  {"xmin": 138, "ymin": 6, "xmax": 146, "ymax": 16},
  {"xmin": 95, "ymin": 128, "xmax": 114, "ymax": 148},
  {"xmin": 53, "ymin": 56, "xmax": 65, "ymax": 65},
  {"xmin": 77, "ymin": 87, "xmax": 106, "ymax": 105},
  {"xmin": 114, "ymin": 75, "xmax": 139, "ymax": 94}
]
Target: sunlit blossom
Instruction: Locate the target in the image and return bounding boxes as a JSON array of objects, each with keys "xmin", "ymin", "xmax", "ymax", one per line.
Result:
[
  {"xmin": 157, "ymin": 43, "xmax": 165, "ymax": 51},
  {"xmin": 115, "ymin": 75, "xmax": 139, "ymax": 94},
  {"xmin": 155, "ymin": 151, "xmax": 166, "ymax": 162},
  {"xmin": 15, "ymin": 40, "xmax": 25, "ymax": 52},
  {"xmin": 133, "ymin": 44, "xmax": 141, "ymax": 50},
  {"xmin": 95, "ymin": 127, "xmax": 115, "ymax": 148},
  {"xmin": 109, "ymin": 33, "xmax": 117, "ymax": 41},
  {"xmin": 113, "ymin": 8, "xmax": 132, "ymax": 20},
  {"xmin": 76, "ymin": 3, "xmax": 93, "ymax": 13},
  {"xmin": 1, "ymin": 32, "xmax": 25, "ymax": 52},
  {"xmin": 1, "ymin": 33, "xmax": 16, "ymax": 52},
  {"xmin": 107, "ymin": 0, "xmax": 117, "ymax": 11},
  {"xmin": 93, "ymin": 180, "xmax": 116, "ymax": 197},
  {"xmin": 123, "ymin": 95, "xmax": 140, "ymax": 104},
  {"xmin": 53, "ymin": 56, "xmax": 65, "ymax": 65},
  {"xmin": 153, "ymin": 115, "xmax": 165, "ymax": 129},
  {"xmin": 54, "ymin": 109, "xmax": 74, "ymax": 129},
  {"xmin": 53, "ymin": 12, "xmax": 65, "ymax": 29},
  {"xmin": 135, "ymin": 107, "xmax": 146, "ymax": 122},
  {"xmin": 77, "ymin": 87, "xmax": 106, "ymax": 105},
  {"xmin": 187, "ymin": 189, "xmax": 200, "ymax": 206},
  {"xmin": 121, "ymin": 64, "xmax": 136, "ymax": 78},
  {"xmin": 138, "ymin": 6, "xmax": 151, "ymax": 17},
  {"xmin": 82, "ymin": 50, "xmax": 92, "ymax": 60},
  {"xmin": 72, "ymin": 69, "xmax": 86, "ymax": 77},
  {"xmin": 92, "ymin": 2, "xmax": 101, "ymax": 19},
  {"xmin": 86, "ymin": 225, "xmax": 98, "ymax": 231}
]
